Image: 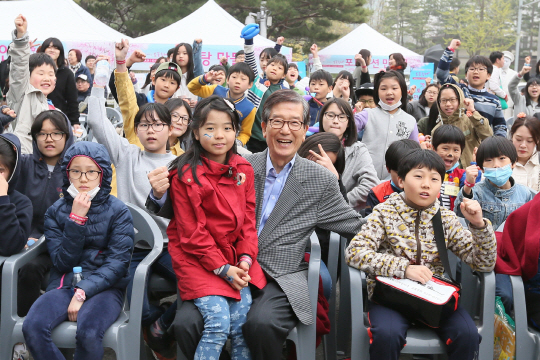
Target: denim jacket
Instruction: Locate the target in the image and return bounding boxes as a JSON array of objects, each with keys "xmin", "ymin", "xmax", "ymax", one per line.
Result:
[{"xmin": 455, "ymin": 177, "xmax": 536, "ymax": 230}]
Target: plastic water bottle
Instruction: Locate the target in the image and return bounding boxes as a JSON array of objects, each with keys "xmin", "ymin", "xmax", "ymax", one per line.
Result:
[
  {"xmin": 72, "ymin": 267, "xmax": 83, "ymax": 287},
  {"xmin": 94, "ymin": 60, "xmax": 110, "ymax": 87}
]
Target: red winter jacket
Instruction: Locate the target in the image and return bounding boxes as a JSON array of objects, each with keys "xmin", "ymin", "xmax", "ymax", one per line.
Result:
[
  {"xmin": 167, "ymin": 154, "xmax": 266, "ymax": 301},
  {"xmin": 495, "ymin": 193, "xmax": 540, "ymax": 280}
]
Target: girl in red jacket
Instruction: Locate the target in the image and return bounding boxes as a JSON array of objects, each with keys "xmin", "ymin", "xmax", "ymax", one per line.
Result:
[{"xmin": 167, "ymin": 95, "xmax": 266, "ymax": 360}]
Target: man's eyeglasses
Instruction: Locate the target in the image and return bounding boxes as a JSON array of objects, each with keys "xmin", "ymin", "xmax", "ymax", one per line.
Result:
[{"xmin": 267, "ymin": 119, "xmax": 304, "ymax": 131}]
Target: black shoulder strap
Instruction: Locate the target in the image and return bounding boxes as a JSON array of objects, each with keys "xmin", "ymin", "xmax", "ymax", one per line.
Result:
[{"xmin": 433, "ymin": 209, "xmax": 456, "ymax": 283}]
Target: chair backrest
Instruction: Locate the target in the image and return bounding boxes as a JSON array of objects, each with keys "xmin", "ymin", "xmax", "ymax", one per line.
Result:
[
  {"xmin": 125, "ymin": 203, "xmax": 162, "ymax": 250},
  {"xmin": 106, "ymin": 107, "xmax": 123, "ymax": 127}
]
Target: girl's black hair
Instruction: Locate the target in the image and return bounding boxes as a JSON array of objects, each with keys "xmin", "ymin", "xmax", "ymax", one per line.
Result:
[
  {"xmin": 385, "ymin": 139, "xmax": 421, "ymax": 172},
  {"xmin": 0, "ymin": 136, "xmax": 16, "ymax": 179},
  {"xmin": 510, "ymin": 114, "xmax": 540, "ymax": 147},
  {"xmin": 373, "ymin": 70, "xmax": 408, "ymax": 111},
  {"xmin": 298, "ymin": 132, "xmax": 346, "ymax": 175},
  {"xmin": 426, "ymin": 103, "xmax": 440, "ymax": 135},
  {"xmin": 397, "ymin": 149, "xmax": 446, "ymax": 183},
  {"xmin": 525, "ymin": 77, "xmax": 540, "ymax": 107},
  {"xmin": 31, "ymin": 110, "xmax": 71, "ymax": 143},
  {"xmin": 165, "ymin": 98, "xmax": 193, "ymax": 146},
  {"xmin": 142, "ymin": 63, "xmax": 161, "ymax": 90},
  {"xmin": 133, "ymin": 103, "xmax": 172, "ymax": 134},
  {"xmin": 29, "ymin": 53, "xmax": 57, "ymax": 74},
  {"xmin": 432, "ymin": 124, "xmax": 466, "ymax": 151},
  {"xmin": 318, "ymin": 98, "xmax": 357, "ymax": 147},
  {"xmin": 173, "ymin": 43, "xmax": 195, "ymax": 83},
  {"xmin": 39, "ymin": 38, "xmax": 66, "ymax": 69},
  {"xmin": 169, "ymin": 96, "xmax": 240, "ymax": 185},
  {"xmin": 390, "ymin": 53, "xmax": 407, "ymax": 70},
  {"xmin": 418, "ymin": 84, "xmax": 439, "ymax": 107},
  {"xmin": 260, "ymin": 48, "xmax": 278, "ymax": 61},
  {"xmin": 475, "ymin": 136, "xmax": 518, "ymax": 169},
  {"xmin": 333, "ymin": 70, "xmax": 357, "ymax": 104}
]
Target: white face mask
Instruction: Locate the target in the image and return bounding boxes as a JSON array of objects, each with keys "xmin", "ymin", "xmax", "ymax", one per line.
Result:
[
  {"xmin": 67, "ymin": 183, "xmax": 100, "ymax": 200},
  {"xmin": 378, "ymin": 99, "xmax": 402, "ymax": 112}
]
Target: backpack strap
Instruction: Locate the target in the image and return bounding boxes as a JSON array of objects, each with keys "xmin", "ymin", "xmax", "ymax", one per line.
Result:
[{"xmin": 433, "ymin": 209, "xmax": 456, "ymax": 283}]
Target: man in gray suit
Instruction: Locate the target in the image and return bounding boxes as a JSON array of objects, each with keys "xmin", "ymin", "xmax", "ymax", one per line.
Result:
[{"xmin": 147, "ymin": 89, "xmax": 365, "ymax": 359}]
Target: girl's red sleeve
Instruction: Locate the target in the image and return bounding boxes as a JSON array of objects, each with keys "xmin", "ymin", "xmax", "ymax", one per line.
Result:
[
  {"xmin": 234, "ymin": 164, "xmax": 259, "ymax": 261},
  {"xmin": 169, "ymin": 174, "xmax": 228, "ymax": 272}
]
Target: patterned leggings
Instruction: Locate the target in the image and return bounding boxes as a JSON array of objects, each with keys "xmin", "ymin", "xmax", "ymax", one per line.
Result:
[{"xmin": 193, "ymin": 286, "xmax": 252, "ymax": 360}]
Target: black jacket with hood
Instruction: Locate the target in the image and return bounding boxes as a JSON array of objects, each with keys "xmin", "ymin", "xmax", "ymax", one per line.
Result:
[
  {"xmin": 14, "ymin": 111, "xmax": 74, "ymax": 238},
  {"xmin": 0, "ymin": 133, "xmax": 33, "ymax": 256}
]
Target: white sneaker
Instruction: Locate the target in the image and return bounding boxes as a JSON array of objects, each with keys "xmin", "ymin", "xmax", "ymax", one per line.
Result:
[{"xmin": 12, "ymin": 343, "xmax": 29, "ymax": 360}]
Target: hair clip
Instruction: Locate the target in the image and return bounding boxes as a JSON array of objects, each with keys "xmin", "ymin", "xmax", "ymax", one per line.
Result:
[
  {"xmin": 517, "ymin": 112, "xmax": 527, "ymax": 119},
  {"xmin": 223, "ymin": 98, "xmax": 235, "ymax": 112}
]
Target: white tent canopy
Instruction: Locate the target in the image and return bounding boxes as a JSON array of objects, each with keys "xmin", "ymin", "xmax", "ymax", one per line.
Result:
[
  {"xmin": 319, "ymin": 23, "xmax": 420, "ymax": 57},
  {"xmin": 0, "ymin": 0, "xmax": 130, "ymax": 42},
  {"xmin": 136, "ymin": 0, "xmax": 276, "ymax": 47}
]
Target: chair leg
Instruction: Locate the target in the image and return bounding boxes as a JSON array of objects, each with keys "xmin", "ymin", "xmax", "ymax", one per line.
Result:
[
  {"xmin": 295, "ymin": 323, "xmax": 317, "ymax": 360},
  {"xmin": 337, "ymin": 239, "xmax": 351, "ymax": 355}
]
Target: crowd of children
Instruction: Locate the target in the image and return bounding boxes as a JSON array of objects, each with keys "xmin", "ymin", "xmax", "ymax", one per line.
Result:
[{"xmin": 2, "ymin": 10, "xmax": 540, "ymax": 360}]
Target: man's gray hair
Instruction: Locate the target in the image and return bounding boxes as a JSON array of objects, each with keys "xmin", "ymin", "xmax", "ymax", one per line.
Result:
[{"xmin": 261, "ymin": 89, "xmax": 310, "ymax": 126}]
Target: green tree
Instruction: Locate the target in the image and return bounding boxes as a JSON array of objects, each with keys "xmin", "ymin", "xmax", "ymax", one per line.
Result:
[{"xmin": 441, "ymin": 0, "xmax": 516, "ymax": 55}]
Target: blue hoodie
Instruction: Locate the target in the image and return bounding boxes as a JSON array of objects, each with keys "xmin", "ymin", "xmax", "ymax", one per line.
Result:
[
  {"xmin": 15, "ymin": 111, "xmax": 75, "ymax": 238},
  {"xmin": 0, "ymin": 133, "xmax": 33, "ymax": 256},
  {"xmin": 44, "ymin": 141, "xmax": 134, "ymax": 298}
]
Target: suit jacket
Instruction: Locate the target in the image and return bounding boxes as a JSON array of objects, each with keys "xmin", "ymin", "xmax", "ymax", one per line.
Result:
[{"xmin": 151, "ymin": 149, "xmax": 365, "ymax": 324}]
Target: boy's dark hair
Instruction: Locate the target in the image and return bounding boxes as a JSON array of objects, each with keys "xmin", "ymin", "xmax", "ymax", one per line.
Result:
[
  {"xmin": 318, "ymin": 98, "xmax": 357, "ymax": 147},
  {"xmin": 0, "ymin": 136, "xmax": 16, "ymax": 178},
  {"xmin": 390, "ymin": 53, "xmax": 407, "ymax": 70},
  {"xmin": 510, "ymin": 114, "xmax": 540, "ymax": 147},
  {"xmin": 356, "ymin": 49, "xmax": 371, "ymax": 66},
  {"xmin": 450, "ymin": 58, "xmax": 461, "ymax": 73},
  {"xmin": 432, "ymin": 124, "xmax": 466, "ymax": 151},
  {"xmin": 165, "ymin": 98, "xmax": 193, "ymax": 145},
  {"xmin": 235, "ymin": 50, "xmax": 245, "ymax": 59},
  {"xmin": 397, "ymin": 149, "xmax": 446, "ymax": 183},
  {"xmin": 475, "ymin": 136, "xmax": 518, "ymax": 169},
  {"xmin": 29, "ymin": 53, "xmax": 57, "ymax": 75},
  {"xmin": 84, "ymin": 55, "xmax": 96, "ymax": 64},
  {"xmin": 167, "ymin": 48, "xmax": 175, "ymax": 59},
  {"xmin": 489, "ymin": 51, "xmax": 504, "ymax": 64},
  {"xmin": 385, "ymin": 139, "xmax": 421, "ymax": 172},
  {"xmin": 309, "ymin": 69, "xmax": 333, "ymax": 87},
  {"xmin": 173, "ymin": 43, "xmax": 195, "ymax": 82},
  {"xmin": 373, "ymin": 70, "xmax": 408, "ymax": 111},
  {"xmin": 134, "ymin": 103, "xmax": 172, "ymax": 134},
  {"xmin": 268, "ymin": 54, "xmax": 288, "ymax": 73},
  {"xmin": 259, "ymin": 48, "xmax": 278, "ymax": 61},
  {"xmin": 31, "ymin": 110, "xmax": 71, "ymax": 143},
  {"xmin": 169, "ymin": 96, "xmax": 240, "ymax": 185},
  {"xmin": 298, "ymin": 132, "xmax": 345, "ymax": 175},
  {"xmin": 155, "ymin": 69, "xmax": 182, "ymax": 88},
  {"xmin": 465, "ymin": 56, "xmax": 493, "ymax": 75},
  {"xmin": 525, "ymin": 77, "xmax": 540, "ymax": 107},
  {"xmin": 227, "ymin": 62, "xmax": 255, "ymax": 83},
  {"xmin": 209, "ymin": 64, "xmax": 227, "ymax": 76},
  {"xmin": 39, "ymin": 38, "xmax": 65, "ymax": 69}
]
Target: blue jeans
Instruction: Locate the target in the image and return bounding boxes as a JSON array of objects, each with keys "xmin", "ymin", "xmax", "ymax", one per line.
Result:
[
  {"xmin": 496, "ymin": 273, "xmax": 514, "ymax": 312},
  {"xmin": 23, "ymin": 287, "xmax": 123, "ymax": 360},
  {"xmin": 127, "ymin": 247, "xmax": 177, "ymax": 326},
  {"xmin": 194, "ymin": 286, "xmax": 252, "ymax": 360}
]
